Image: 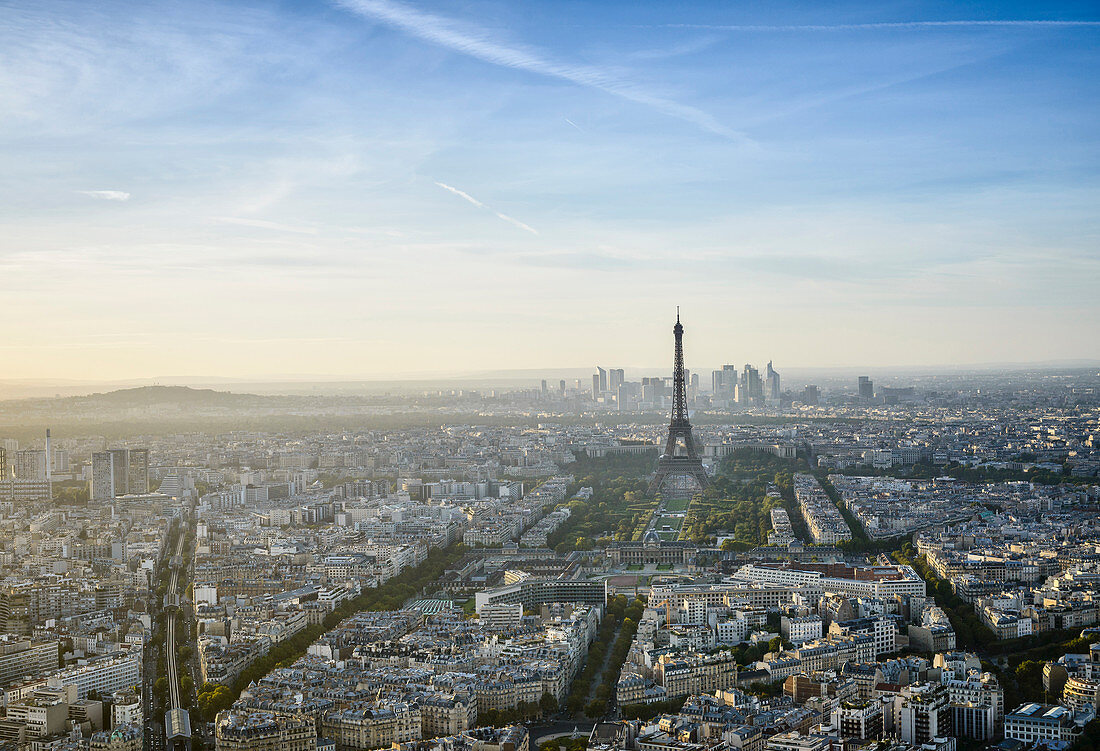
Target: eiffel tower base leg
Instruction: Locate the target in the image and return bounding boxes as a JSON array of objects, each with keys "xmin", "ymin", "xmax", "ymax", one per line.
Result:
[{"xmin": 648, "ymin": 458, "xmax": 709, "ymax": 497}]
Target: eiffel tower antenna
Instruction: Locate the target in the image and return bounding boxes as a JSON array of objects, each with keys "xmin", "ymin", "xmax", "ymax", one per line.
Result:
[{"xmin": 648, "ymin": 310, "xmax": 708, "ymax": 496}]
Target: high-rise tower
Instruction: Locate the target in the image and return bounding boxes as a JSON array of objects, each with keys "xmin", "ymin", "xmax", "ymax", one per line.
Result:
[{"xmin": 648, "ymin": 310, "xmax": 708, "ymax": 496}]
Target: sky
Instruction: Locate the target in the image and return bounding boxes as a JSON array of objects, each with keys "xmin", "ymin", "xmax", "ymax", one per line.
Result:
[{"xmin": 1, "ymin": 0, "xmax": 1098, "ymax": 380}]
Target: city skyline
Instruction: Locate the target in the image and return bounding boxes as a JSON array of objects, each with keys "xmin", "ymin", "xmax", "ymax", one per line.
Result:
[
  {"xmin": 3, "ymin": 1, "xmax": 1100, "ymax": 742},
  {"xmin": 2, "ymin": 0, "xmax": 1099, "ymax": 379}
]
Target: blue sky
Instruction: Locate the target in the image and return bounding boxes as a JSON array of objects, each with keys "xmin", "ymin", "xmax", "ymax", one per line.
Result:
[{"xmin": 1, "ymin": 0, "xmax": 1098, "ymax": 379}]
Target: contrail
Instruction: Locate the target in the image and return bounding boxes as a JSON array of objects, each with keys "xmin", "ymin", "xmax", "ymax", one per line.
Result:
[
  {"xmin": 335, "ymin": 0, "xmax": 749, "ymax": 142},
  {"xmin": 434, "ymin": 181, "xmax": 538, "ymax": 235}
]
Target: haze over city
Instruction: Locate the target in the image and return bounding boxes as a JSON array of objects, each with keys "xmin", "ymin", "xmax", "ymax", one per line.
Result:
[
  {"xmin": 3, "ymin": 0, "xmax": 1099, "ymax": 380},
  {"xmin": 3, "ymin": 6, "xmax": 1100, "ymax": 751}
]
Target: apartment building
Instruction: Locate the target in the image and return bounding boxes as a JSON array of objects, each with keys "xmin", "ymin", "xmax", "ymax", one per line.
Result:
[{"xmin": 215, "ymin": 711, "xmax": 318, "ymax": 751}]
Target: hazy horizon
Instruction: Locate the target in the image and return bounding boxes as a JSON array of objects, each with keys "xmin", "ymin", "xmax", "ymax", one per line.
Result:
[
  {"xmin": 1, "ymin": 357, "xmax": 1098, "ymax": 402},
  {"xmin": 3, "ymin": 0, "xmax": 1098, "ymax": 379}
]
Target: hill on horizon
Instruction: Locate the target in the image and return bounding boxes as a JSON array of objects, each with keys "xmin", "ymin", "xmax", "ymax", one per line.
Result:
[{"xmin": 57, "ymin": 384, "xmax": 268, "ymax": 407}]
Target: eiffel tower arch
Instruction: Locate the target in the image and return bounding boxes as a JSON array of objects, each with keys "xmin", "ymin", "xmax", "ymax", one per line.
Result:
[{"xmin": 648, "ymin": 310, "xmax": 709, "ymax": 497}]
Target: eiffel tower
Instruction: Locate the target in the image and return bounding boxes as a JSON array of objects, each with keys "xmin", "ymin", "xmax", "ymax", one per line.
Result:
[{"xmin": 648, "ymin": 309, "xmax": 709, "ymax": 497}]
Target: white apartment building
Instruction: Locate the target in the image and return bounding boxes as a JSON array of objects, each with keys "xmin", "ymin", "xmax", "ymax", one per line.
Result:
[
  {"xmin": 781, "ymin": 615, "xmax": 823, "ymax": 645},
  {"xmin": 735, "ymin": 563, "xmax": 925, "ymax": 599},
  {"xmin": 716, "ymin": 616, "xmax": 749, "ymax": 645},
  {"xmin": 478, "ymin": 604, "xmax": 523, "ymax": 630},
  {"xmin": 46, "ymin": 652, "xmax": 141, "ymax": 700},
  {"xmin": 111, "ymin": 693, "xmax": 143, "ymax": 727}
]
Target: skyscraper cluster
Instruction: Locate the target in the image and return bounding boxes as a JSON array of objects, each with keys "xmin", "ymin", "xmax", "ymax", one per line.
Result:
[
  {"xmin": 711, "ymin": 361, "xmax": 781, "ymax": 406},
  {"xmin": 591, "ymin": 366, "xmax": 625, "ymax": 396}
]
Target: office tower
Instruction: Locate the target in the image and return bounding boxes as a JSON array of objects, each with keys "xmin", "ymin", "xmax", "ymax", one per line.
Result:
[
  {"xmin": 641, "ymin": 376, "xmax": 665, "ymax": 403},
  {"xmin": 737, "ymin": 365, "xmax": 763, "ymax": 405},
  {"xmin": 592, "ymin": 373, "xmax": 601, "ymax": 398},
  {"xmin": 0, "ymin": 448, "xmax": 5, "ymax": 479},
  {"xmin": 540, "ymin": 379, "xmax": 547, "ymax": 394},
  {"xmin": 649, "ymin": 311, "xmax": 708, "ymax": 496},
  {"xmin": 574, "ymin": 379, "xmax": 582, "ymax": 392},
  {"xmin": 858, "ymin": 376, "xmax": 874, "ymax": 398},
  {"xmin": 609, "ymin": 368, "xmax": 624, "ymax": 392},
  {"xmin": 801, "ymin": 385, "xmax": 820, "ymax": 406},
  {"xmin": 617, "ymin": 382, "xmax": 639, "ymax": 412},
  {"xmin": 595, "ymin": 366, "xmax": 607, "ymax": 392},
  {"xmin": 712, "ymin": 365, "xmax": 737, "ymax": 396},
  {"xmin": 765, "ymin": 361, "xmax": 781, "ymax": 401},
  {"xmin": 559, "ymin": 379, "xmax": 566, "ymax": 396}
]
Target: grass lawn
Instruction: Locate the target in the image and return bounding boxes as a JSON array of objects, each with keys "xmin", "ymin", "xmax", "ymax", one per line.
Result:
[
  {"xmin": 656, "ymin": 515, "xmax": 684, "ymax": 530},
  {"xmin": 663, "ymin": 496, "xmax": 693, "ymax": 512}
]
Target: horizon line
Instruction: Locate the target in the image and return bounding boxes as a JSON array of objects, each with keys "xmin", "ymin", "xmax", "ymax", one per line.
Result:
[{"xmin": 1, "ymin": 357, "xmax": 1098, "ymax": 387}]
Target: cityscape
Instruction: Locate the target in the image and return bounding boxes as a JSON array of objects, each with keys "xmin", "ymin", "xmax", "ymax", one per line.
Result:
[
  {"xmin": 2, "ymin": 3, "xmax": 1099, "ymax": 751},
  {"xmin": 0, "ymin": 313, "xmax": 1098, "ymax": 751}
]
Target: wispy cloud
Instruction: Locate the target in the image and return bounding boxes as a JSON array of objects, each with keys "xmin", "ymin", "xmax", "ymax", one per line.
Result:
[
  {"xmin": 434, "ymin": 181, "xmax": 538, "ymax": 235},
  {"xmin": 214, "ymin": 217, "xmax": 319, "ymax": 235},
  {"xmin": 658, "ymin": 20, "xmax": 1100, "ymax": 32},
  {"xmin": 78, "ymin": 190, "xmax": 131, "ymax": 201},
  {"xmin": 335, "ymin": 0, "xmax": 746, "ymax": 142}
]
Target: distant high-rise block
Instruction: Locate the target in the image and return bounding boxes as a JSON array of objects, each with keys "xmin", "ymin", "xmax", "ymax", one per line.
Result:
[
  {"xmin": 617, "ymin": 382, "xmax": 640, "ymax": 411},
  {"xmin": 712, "ymin": 365, "xmax": 737, "ymax": 396},
  {"xmin": 858, "ymin": 376, "xmax": 874, "ymax": 399},
  {"xmin": 0, "ymin": 439, "xmax": 18, "ymax": 475},
  {"xmin": 91, "ymin": 448, "xmax": 149, "ymax": 500},
  {"xmin": 609, "ymin": 368, "xmax": 624, "ymax": 392},
  {"xmin": 91, "ymin": 452, "xmax": 114, "ymax": 500},
  {"xmin": 765, "ymin": 361, "xmax": 781, "ymax": 401},
  {"xmin": 801, "ymin": 385, "xmax": 820, "ymax": 406},
  {"xmin": 127, "ymin": 448, "xmax": 149, "ymax": 494},
  {"xmin": 13, "ymin": 450, "xmax": 48, "ymax": 481},
  {"xmin": 737, "ymin": 365, "xmax": 763, "ymax": 405}
]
